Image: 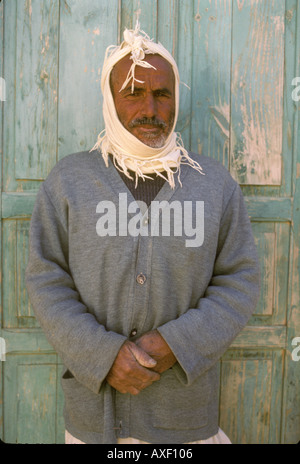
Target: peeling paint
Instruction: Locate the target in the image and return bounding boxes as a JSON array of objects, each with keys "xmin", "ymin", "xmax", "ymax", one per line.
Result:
[
  {"xmin": 286, "ymin": 8, "xmax": 294, "ymax": 22},
  {"xmin": 238, "ymin": 102, "xmax": 282, "ymax": 185},
  {"xmin": 26, "ymin": 0, "xmax": 32, "ymax": 19},
  {"xmin": 271, "ymin": 15, "xmax": 284, "ymax": 34},
  {"xmin": 63, "ymin": 0, "xmax": 71, "ymax": 15},
  {"xmin": 231, "ymin": 1, "xmax": 284, "ymax": 185},
  {"xmin": 237, "ymin": 0, "xmax": 245, "ymax": 11},
  {"xmin": 210, "ymin": 103, "xmax": 230, "ymax": 139}
]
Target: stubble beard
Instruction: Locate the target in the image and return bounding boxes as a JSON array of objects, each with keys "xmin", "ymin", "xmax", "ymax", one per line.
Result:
[
  {"xmin": 128, "ymin": 115, "xmax": 175, "ymax": 149},
  {"xmin": 141, "ymin": 132, "xmax": 169, "ymax": 148}
]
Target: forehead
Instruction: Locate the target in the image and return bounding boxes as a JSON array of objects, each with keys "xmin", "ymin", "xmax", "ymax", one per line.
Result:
[{"xmin": 111, "ymin": 53, "xmax": 175, "ymax": 90}]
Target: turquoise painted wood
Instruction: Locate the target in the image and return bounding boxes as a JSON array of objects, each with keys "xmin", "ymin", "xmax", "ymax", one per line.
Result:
[{"xmin": 0, "ymin": 0, "xmax": 299, "ymax": 444}]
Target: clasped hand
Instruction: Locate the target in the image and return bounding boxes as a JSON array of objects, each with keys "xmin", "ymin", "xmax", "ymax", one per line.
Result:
[{"xmin": 106, "ymin": 330, "xmax": 176, "ymax": 395}]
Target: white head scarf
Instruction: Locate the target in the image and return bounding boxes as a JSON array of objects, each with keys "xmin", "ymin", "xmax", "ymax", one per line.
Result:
[{"xmin": 91, "ymin": 21, "xmax": 204, "ymax": 188}]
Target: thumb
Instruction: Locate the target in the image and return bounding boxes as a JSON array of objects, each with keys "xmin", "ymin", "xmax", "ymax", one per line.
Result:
[{"xmin": 128, "ymin": 343, "xmax": 157, "ymax": 368}]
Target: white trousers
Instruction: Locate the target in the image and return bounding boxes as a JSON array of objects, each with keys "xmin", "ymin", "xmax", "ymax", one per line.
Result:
[{"xmin": 65, "ymin": 428, "xmax": 231, "ymax": 444}]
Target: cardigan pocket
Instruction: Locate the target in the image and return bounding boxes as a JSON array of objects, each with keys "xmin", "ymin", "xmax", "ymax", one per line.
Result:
[
  {"xmin": 61, "ymin": 370, "xmax": 104, "ymax": 433},
  {"xmin": 151, "ymin": 368, "xmax": 211, "ymax": 430}
]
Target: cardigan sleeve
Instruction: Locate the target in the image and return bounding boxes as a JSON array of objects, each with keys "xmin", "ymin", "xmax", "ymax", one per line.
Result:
[
  {"xmin": 157, "ymin": 183, "xmax": 261, "ymax": 386},
  {"xmin": 25, "ymin": 183, "xmax": 127, "ymax": 394}
]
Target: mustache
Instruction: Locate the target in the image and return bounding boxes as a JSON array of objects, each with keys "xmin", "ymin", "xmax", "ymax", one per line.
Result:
[{"xmin": 128, "ymin": 117, "xmax": 168, "ymax": 129}]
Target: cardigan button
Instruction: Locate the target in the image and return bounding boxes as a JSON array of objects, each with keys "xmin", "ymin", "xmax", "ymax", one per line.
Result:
[
  {"xmin": 136, "ymin": 273, "xmax": 146, "ymax": 285},
  {"xmin": 130, "ymin": 329, "xmax": 137, "ymax": 337}
]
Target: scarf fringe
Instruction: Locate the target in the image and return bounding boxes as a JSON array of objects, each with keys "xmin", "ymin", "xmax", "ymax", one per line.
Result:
[{"xmin": 90, "ymin": 131, "xmax": 205, "ymax": 190}]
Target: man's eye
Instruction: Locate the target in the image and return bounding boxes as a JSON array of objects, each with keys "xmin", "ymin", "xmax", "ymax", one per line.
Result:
[
  {"xmin": 155, "ymin": 91, "xmax": 170, "ymax": 98},
  {"xmin": 126, "ymin": 91, "xmax": 141, "ymax": 98}
]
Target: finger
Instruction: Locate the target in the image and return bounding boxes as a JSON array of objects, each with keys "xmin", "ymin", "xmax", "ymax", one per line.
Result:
[
  {"xmin": 128, "ymin": 343, "xmax": 157, "ymax": 368},
  {"xmin": 128, "ymin": 386, "xmax": 141, "ymax": 396}
]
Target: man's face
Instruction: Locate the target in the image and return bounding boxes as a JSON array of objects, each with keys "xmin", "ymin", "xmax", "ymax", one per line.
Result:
[{"xmin": 110, "ymin": 54, "xmax": 176, "ymax": 148}]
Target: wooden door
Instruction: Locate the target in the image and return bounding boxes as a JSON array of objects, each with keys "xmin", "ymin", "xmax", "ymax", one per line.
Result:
[{"xmin": 0, "ymin": 0, "xmax": 299, "ymax": 444}]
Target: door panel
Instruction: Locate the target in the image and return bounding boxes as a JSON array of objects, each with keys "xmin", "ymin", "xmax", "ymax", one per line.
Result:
[
  {"xmin": 220, "ymin": 349, "xmax": 284, "ymax": 444},
  {"xmin": 4, "ymin": 355, "xmax": 64, "ymax": 444},
  {"xmin": 2, "ymin": 220, "xmax": 37, "ymax": 328},
  {"xmin": 251, "ymin": 221, "xmax": 290, "ymax": 325}
]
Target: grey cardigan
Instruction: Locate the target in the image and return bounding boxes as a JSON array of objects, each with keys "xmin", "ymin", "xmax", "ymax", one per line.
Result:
[{"xmin": 25, "ymin": 151, "xmax": 260, "ymax": 444}]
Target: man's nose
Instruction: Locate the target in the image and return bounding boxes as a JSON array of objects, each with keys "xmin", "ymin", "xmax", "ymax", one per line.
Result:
[{"xmin": 141, "ymin": 93, "xmax": 157, "ymax": 118}]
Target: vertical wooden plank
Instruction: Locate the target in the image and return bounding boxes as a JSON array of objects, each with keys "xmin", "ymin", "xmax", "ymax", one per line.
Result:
[
  {"xmin": 230, "ymin": 0, "xmax": 285, "ymax": 185},
  {"xmin": 281, "ymin": 0, "xmax": 297, "ymax": 198},
  {"xmin": 282, "ymin": 0, "xmax": 300, "ymax": 444},
  {"xmin": 120, "ymin": 0, "xmax": 134, "ymax": 33},
  {"xmin": 157, "ymin": 0, "xmax": 193, "ymax": 149},
  {"xmin": 3, "ymin": 0, "xmax": 17, "ymax": 193},
  {"xmin": 137, "ymin": 0, "xmax": 157, "ymax": 39},
  {"xmin": 269, "ymin": 350, "xmax": 285, "ymax": 443},
  {"xmin": 176, "ymin": 0, "xmax": 194, "ymax": 149},
  {"xmin": 15, "ymin": 0, "xmax": 59, "ymax": 180},
  {"xmin": 3, "ymin": 0, "xmax": 41, "ymax": 193},
  {"xmin": 157, "ymin": 0, "xmax": 178, "ymax": 56},
  {"xmin": 120, "ymin": 0, "xmax": 157, "ymax": 39},
  {"xmin": 0, "ymin": 0, "xmax": 3, "ymax": 442},
  {"xmin": 190, "ymin": 0, "xmax": 232, "ymax": 166},
  {"xmin": 58, "ymin": 0, "xmax": 120, "ymax": 159}
]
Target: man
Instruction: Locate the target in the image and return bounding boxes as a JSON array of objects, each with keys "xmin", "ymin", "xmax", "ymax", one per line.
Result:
[{"xmin": 26, "ymin": 23, "xmax": 260, "ymax": 444}]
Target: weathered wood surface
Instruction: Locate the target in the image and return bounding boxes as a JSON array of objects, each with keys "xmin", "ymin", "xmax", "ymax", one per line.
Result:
[
  {"xmin": 0, "ymin": 0, "xmax": 299, "ymax": 444},
  {"xmin": 15, "ymin": 0, "xmax": 59, "ymax": 180},
  {"xmin": 230, "ymin": 0, "xmax": 285, "ymax": 186}
]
